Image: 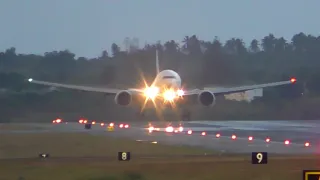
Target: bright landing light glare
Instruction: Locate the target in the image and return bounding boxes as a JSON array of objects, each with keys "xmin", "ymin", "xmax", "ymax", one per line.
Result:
[
  {"xmin": 144, "ymin": 86, "xmax": 159, "ymax": 99},
  {"xmin": 163, "ymin": 90, "xmax": 176, "ymax": 101}
]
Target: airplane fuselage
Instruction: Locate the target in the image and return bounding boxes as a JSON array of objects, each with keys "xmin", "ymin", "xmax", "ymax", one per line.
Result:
[{"xmin": 152, "ymin": 70, "xmax": 182, "ymax": 91}]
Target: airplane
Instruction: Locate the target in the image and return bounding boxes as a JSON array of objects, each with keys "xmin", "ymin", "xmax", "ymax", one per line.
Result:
[{"xmin": 27, "ymin": 50, "xmax": 297, "ymax": 121}]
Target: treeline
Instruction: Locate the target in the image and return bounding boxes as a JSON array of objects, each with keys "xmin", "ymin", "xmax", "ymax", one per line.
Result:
[{"xmin": 1, "ymin": 32, "xmax": 320, "ymax": 122}]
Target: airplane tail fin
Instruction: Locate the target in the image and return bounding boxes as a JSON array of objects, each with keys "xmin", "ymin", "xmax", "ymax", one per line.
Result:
[{"xmin": 156, "ymin": 49, "xmax": 160, "ymax": 74}]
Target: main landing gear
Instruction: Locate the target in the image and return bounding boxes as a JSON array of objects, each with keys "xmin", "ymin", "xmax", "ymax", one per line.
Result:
[{"xmin": 181, "ymin": 108, "xmax": 191, "ymax": 121}]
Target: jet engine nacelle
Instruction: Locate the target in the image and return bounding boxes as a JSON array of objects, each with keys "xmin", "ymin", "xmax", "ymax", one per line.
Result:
[
  {"xmin": 198, "ymin": 90, "xmax": 216, "ymax": 107},
  {"xmin": 114, "ymin": 90, "xmax": 132, "ymax": 106}
]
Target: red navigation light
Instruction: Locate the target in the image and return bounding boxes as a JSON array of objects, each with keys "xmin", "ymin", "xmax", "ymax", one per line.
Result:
[
  {"xmin": 265, "ymin": 138, "xmax": 271, "ymax": 143},
  {"xmin": 284, "ymin": 140, "xmax": 290, "ymax": 145},
  {"xmin": 304, "ymin": 142, "xmax": 310, "ymax": 147},
  {"xmin": 201, "ymin": 132, "xmax": 206, "ymax": 136},
  {"xmin": 290, "ymin": 78, "xmax": 297, "ymax": 83},
  {"xmin": 216, "ymin": 133, "xmax": 221, "ymax": 138},
  {"xmin": 231, "ymin": 135, "xmax": 237, "ymax": 140},
  {"xmin": 248, "ymin": 136, "xmax": 253, "ymax": 141}
]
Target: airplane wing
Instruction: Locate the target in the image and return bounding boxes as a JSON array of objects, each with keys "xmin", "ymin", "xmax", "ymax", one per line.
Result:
[
  {"xmin": 26, "ymin": 78, "xmax": 143, "ymax": 94},
  {"xmin": 184, "ymin": 78, "xmax": 297, "ymax": 96}
]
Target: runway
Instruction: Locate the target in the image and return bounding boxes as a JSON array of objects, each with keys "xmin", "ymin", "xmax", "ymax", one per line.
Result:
[{"xmin": 1, "ymin": 120, "xmax": 319, "ymax": 154}]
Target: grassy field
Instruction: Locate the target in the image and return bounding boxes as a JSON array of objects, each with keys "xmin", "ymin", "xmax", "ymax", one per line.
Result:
[
  {"xmin": 0, "ymin": 132, "xmax": 319, "ymax": 180},
  {"xmin": 0, "ymin": 123, "xmax": 44, "ymax": 131}
]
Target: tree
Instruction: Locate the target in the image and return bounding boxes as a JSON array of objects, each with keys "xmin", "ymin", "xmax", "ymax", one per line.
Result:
[
  {"xmin": 249, "ymin": 39, "xmax": 260, "ymax": 53},
  {"xmin": 111, "ymin": 43, "xmax": 120, "ymax": 57}
]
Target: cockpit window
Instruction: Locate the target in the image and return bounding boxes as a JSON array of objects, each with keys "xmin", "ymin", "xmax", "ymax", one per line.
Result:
[{"xmin": 162, "ymin": 76, "xmax": 176, "ymax": 79}]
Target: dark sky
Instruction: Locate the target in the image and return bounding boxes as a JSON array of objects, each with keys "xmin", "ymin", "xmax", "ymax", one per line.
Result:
[{"xmin": 0, "ymin": 0, "xmax": 319, "ymax": 58}]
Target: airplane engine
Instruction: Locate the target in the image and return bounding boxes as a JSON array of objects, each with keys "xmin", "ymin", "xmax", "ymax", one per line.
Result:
[
  {"xmin": 198, "ymin": 90, "xmax": 216, "ymax": 107},
  {"xmin": 114, "ymin": 90, "xmax": 132, "ymax": 106}
]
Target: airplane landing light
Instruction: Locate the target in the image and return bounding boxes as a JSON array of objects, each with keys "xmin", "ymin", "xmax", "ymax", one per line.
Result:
[
  {"xmin": 216, "ymin": 133, "xmax": 221, "ymax": 138},
  {"xmin": 231, "ymin": 135, "xmax": 237, "ymax": 140},
  {"xmin": 290, "ymin": 78, "xmax": 297, "ymax": 83},
  {"xmin": 163, "ymin": 90, "xmax": 176, "ymax": 101}
]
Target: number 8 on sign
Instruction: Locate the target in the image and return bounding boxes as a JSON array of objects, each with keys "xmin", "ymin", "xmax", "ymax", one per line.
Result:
[
  {"xmin": 118, "ymin": 152, "xmax": 131, "ymax": 161},
  {"xmin": 251, "ymin": 152, "xmax": 267, "ymax": 164}
]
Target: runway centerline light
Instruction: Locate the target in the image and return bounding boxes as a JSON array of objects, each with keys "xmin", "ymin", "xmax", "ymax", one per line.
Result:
[
  {"xmin": 231, "ymin": 135, "xmax": 237, "ymax": 140},
  {"xmin": 216, "ymin": 133, "xmax": 221, "ymax": 138},
  {"xmin": 284, "ymin": 140, "xmax": 290, "ymax": 145}
]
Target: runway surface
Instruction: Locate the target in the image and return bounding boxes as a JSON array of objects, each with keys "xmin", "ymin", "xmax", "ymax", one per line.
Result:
[{"xmin": 1, "ymin": 120, "xmax": 319, "ymax": 154}]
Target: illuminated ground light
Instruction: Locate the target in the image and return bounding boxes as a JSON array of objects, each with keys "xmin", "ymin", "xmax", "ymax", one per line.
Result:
[
  {"xmin": 92, "ymin": 121, "xmax": 96, "ymax": 125},
  {"xmin": 265, "ymin": 138, "xmax": 271, "ymax": 143},
  {"xmin": 304, "ymin": 142, "xmax": 310, "ymax": 147},
  {"xmin": 100, "ymin": 123, "xmax": 104, "ymax": 126},
  {"xmin": 248, "ymin": 136, "xmax": 253, "ymax": 141},
  {"xmin": 119, "ymin": 124, "xmax": 124, "ymax": 128},
  {"xmin": 166, "ymin": 126, "xmax": 174, "ymax": 132},
  {"xmin": 178, "ymin": 126, "xmax": 183, "ymax": 132},
  {"xmin": 284, "ymin": 140, "xmax": 290, "ymax": 145},
  {"xmin": 216, "ymin": 133, "xmax": 221, "ymax": 138},
  {"xmin": 231, "ymin": 135, "xmax": 237, "ymax": 140},
  {"xmin": 201, "ymin": 132, "xmax": 206, "ymax": 136},
  {"xmin": 187, "ymin": 130, "xmax": 192, "ymax": 135},
  {"xmin": 124, "ymin": 124, "xmax": 129, "ymax": 128}
]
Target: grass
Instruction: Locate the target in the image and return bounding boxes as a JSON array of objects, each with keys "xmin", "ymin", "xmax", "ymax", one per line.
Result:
[
  {"xmin": 0, "ymin": 123, "xmax": 44, "ymax": 131},
  {"xmin": 0, "ymin": 132, "xmax": 319, "ymax": 180}
]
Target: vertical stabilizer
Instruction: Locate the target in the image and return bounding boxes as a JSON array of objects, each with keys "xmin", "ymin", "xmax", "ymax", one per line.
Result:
[{"xmin": 156, "ymin": 49, "xmax": 160, "ymax": 74}]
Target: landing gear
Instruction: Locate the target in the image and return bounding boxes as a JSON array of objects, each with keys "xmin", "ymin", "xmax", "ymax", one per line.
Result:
[{"xmin": 181, "ymin": 108, "xmax": 191, "ymax": 121}]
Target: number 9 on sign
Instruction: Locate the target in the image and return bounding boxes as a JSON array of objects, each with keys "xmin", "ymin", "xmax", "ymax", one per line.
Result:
[
  {"xmin": 118, "ymin": 152, "xmax": 131, "ymax": 161},
  {"xmin": 251, "ymin": 152, "xmax": 267, "ymax": 164}
]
